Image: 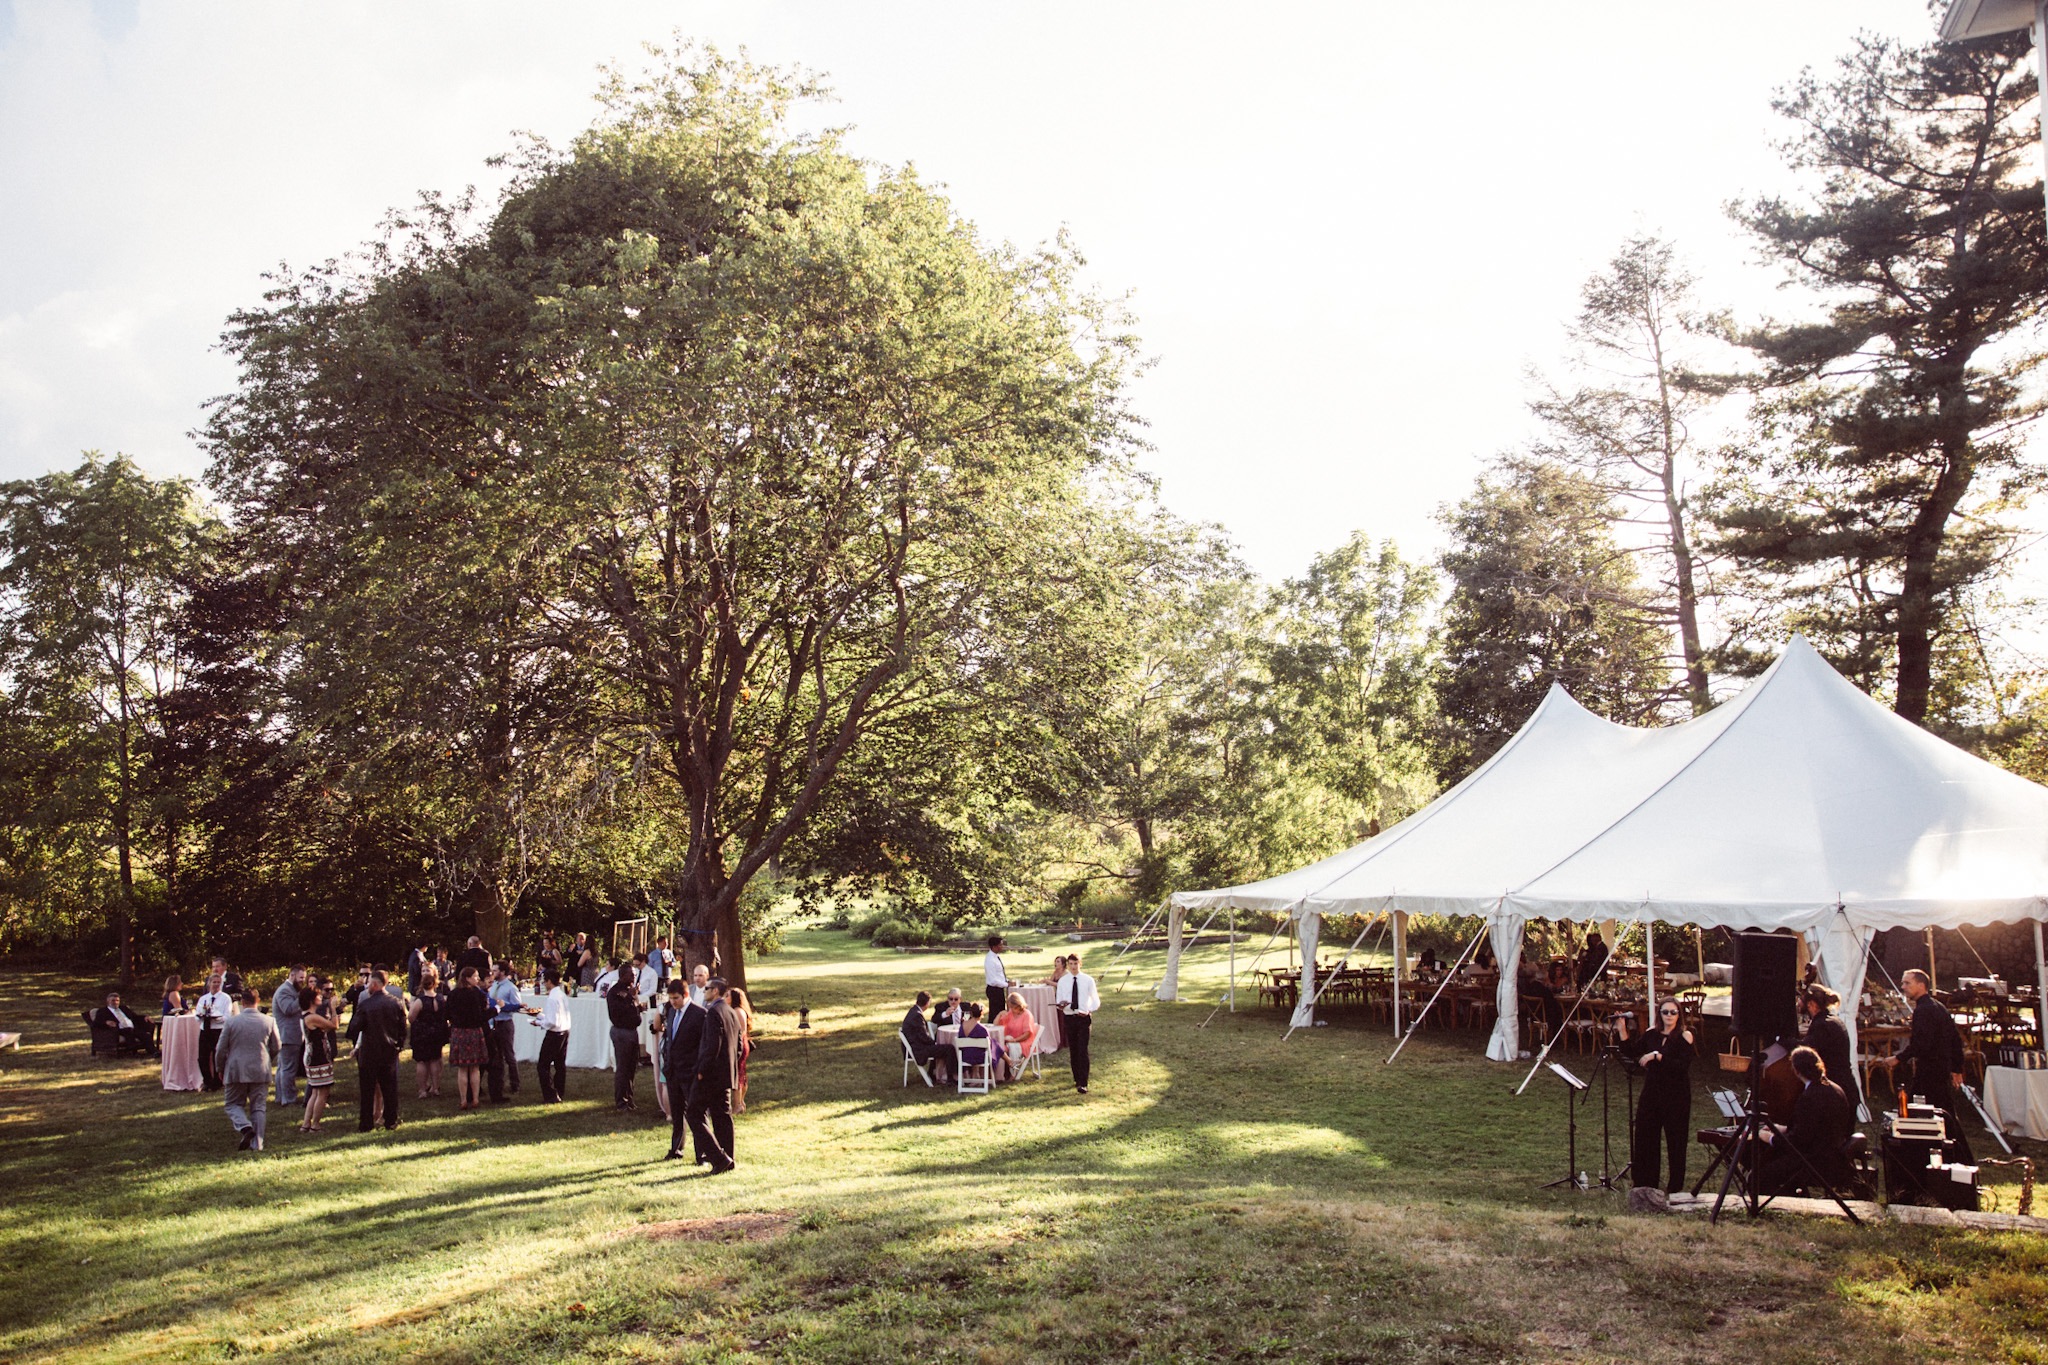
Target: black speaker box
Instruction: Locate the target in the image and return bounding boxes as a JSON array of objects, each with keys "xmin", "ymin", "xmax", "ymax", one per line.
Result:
[{"xmin": 1731, "ymin": 930, "xmax": 1800, "ymax": 1039}]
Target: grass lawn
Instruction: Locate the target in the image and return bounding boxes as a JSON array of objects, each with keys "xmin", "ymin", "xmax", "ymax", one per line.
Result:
[{"xmin": 3, "ymin": 930, "xmax": 2045, "ymax": 1364}]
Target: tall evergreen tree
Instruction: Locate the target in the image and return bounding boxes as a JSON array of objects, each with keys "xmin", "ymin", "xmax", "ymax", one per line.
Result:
[{"xmin": 1716, "ymin": 24, "xmax": 2048, "ymax": 722}]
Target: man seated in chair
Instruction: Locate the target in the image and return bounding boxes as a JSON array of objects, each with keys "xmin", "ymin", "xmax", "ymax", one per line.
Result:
[
  {"xmin": 1757, "ymin": 1045, "xmax": 1856, "ymax": 1196},
  {"xmin": 92, "ymin": 991, "xmax": 158, "ymax": 1056},
  {"xmin": 901, "ymin": 990, "xmax": 952, "ymax": 1084}
]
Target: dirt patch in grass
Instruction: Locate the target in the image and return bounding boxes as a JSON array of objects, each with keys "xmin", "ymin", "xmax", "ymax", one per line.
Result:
[{"xmin": 641, "ymin": 1211, "xmax": 796, "ymax": 1244}]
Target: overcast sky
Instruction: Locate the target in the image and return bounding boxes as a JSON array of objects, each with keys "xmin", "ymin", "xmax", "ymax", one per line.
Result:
[{"xmin": 0, "ymin": 0, "xmax": 1964, "ymax": 582}]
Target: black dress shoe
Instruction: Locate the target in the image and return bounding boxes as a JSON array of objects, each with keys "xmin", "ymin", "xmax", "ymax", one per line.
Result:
[
  {"xmin": 663, "ymin": 1149, "xmax": 684, "ymax": 1160},
  {"xmin": 236, "ymin": 1129, "xmax": 255, "ymax": 1150},
  {"xmin": 708, "ymin": 1158, "xmax": 735, "ymax": 1175}
]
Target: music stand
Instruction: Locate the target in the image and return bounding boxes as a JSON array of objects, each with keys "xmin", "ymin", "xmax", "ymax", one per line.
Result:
[{"xmin": 1540, "ymin": 1062, "xmax": 1591, "ymax": 1191}]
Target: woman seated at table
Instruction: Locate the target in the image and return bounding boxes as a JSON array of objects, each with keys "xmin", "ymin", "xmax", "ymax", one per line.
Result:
[
  {"xmin": 994, "ymin": 991, "xmax": 1041, "ymax": 1081},
  {"xmin": 955, "ymin": 1002, "xmax": 992, "ymax": 1077},
  {"xmin": 1044, "ymin": 955, "xmax": 1071, "ymax": 987}
]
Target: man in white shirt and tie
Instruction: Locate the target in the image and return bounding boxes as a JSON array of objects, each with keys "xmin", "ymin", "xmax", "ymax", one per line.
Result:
[
  {"xmin": 1058, "ymin": 952, "xmax": 1101, "ymax": 1094},
  {"xmin": 194, "ymin": 975, "xmax": 234, "ymax": 1090},
  {"xmin": 983, "ymin": 935, "xmax": 1012, "ymax": 1024}
]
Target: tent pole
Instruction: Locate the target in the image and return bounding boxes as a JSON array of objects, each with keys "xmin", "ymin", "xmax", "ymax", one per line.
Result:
[
  {"xmin": 1201, "ymin": 917, "xmax": 1289, "ymax": 1029},
  {"xmin": 1695, "ymin": 925, "xmax": 1705, "ymax": 984},
  {"xmin": 1283, "ymin": 908, "xmax": 1390, "ymax": 1041},
  {"xmin": 1926, "ymin": 926, "xmax": 1938, "ymax": 983},
  {"xmin": 1387, "ymin": 920, "xmax": 1489, "ymax": 1064},
  {"xmin": 2035, "ymin": 919, "xmax": 2047, "ymax": 1049},
  {"xmin": 1645, "ymin": 918, "xmax": 1656, "ymax": 1020},
  {"xmin": 1228, "ymin": 909, "xmax": 1236, "ymax": 1013},
  {"xmin": 1514, "ymin": 942, "xmax": 1619, "ymax": 1095},
  {"xmin": 1392, "ymin": 910, "xmax": 1408, "ymax": 1038}
]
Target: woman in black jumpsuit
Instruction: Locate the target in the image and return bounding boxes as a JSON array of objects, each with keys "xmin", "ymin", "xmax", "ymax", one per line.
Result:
[{"xmin": 1617, "ymin": 1001, "xmax": 1695, "ymax": 1192}]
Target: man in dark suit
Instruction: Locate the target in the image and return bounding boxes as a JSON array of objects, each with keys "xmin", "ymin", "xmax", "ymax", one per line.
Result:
[
  {"xmin": 91, "ymin": 991, "xmax": 158, "ymax": 1056},
  {"xmin": 685, "ymin": 977, "xmax": 740, "ymax": 1174},
  {"xmin": 660, "ymin": 979, "xmax": 707, "ymax": 1162},
  {"xmin": 1759, "ymin": 1045, "xmax": 1857, "ymax": 1195},
  {"xmin": 1799, "ymin": 984, "xmax": 1861, "ymax": 1115},
  {"xmin": 1895, "ymin": 967, "xmax": 1972, "ymax": 1159},
  {"xmin": 455, "ymin": 935, "xmax": 493, "ymax": 984},
  {"xmin": 901, "ymin": 990, "xmax": 951, "ymax": 1085},
  {"xmin": 346, "ymin": 970, "xmax": 408, "ymax": 1132}
]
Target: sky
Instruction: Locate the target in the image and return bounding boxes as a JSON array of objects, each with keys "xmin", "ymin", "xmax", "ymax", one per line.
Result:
[{"xmin": 0, "ymin": 0, "xmax": 1976, "ymax": 584}]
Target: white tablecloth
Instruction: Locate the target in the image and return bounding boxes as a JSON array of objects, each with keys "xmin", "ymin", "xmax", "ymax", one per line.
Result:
[
  {"xmin": 1982, "ymin": 1064, "xmax": 2048, "ymax": 1141},
  {"xmin": 510, "ymin": 992, "xmax": 659, "ymax": 1070}
]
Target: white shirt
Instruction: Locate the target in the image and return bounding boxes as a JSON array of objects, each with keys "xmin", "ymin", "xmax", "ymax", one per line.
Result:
[
  {"xmin": 539, "ymin": 986, "xmax": 572, "ymax": 1033},
  {"xmin": 984, "ymin": 950, "xmax": 1008, "ymax": 989},
  {"xmin": 593, "ymin": 968, "xmax": 619, "ymax": 994},
  {"xmin": 636, "ymin": 965, "xmax": 659, "ymax": 998},
  {"xmin": 1061, "ymin": 972, "xmax": 1100, "ymax": 1015},
  {"xmin": 195, "ymin": 990, "xmax": 233, "ymax": 1023},
  {"xmin": 107, "ymin": 1005, "xmax": 136, "ymax": 1030},
  {"xmin": 689, "ymin": 983, "xmax": 706, "ymax": 1007}
]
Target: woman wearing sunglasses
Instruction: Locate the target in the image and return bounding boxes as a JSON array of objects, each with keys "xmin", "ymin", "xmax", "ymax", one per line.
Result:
[{"xmin": 1616, "ymin": 999, "xmax": 1696, "ymax": 1193}]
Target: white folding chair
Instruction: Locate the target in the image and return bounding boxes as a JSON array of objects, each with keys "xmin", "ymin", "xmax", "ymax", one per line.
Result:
[
  {"xmin": 900, "ymin": 1030, "xmax": 935, "ymax": 1087},
  {"xmin": 1003, "ymin": 1036, "xmax": 1043, "ymax": 1080},
  {"xmin": 954, "ymin": 1035, "xmax": 992, "ymax": 1094}
]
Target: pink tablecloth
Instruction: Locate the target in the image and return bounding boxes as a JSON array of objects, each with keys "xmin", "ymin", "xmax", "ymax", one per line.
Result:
[
  {"xmin": 160, "ymin": 1014, "xmax": 202, "ymax": 1091},
  {"xmin": 1015, "ymin": 984, "xmax": 1064, "ymax": 1054}
]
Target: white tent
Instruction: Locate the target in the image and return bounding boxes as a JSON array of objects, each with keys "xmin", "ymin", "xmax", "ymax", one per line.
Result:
[{"xmin": 1161, "ymin": 637, "xmax": 2048, "ymax": 1068}]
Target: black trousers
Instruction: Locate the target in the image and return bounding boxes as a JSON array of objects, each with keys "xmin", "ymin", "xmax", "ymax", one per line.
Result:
[
  {"xmin": 1631, "ymin": 1093, "xmax": 1689, "ymax": 1192},
  {"xmin": 611, "ymin": 1026, "xmax": 641, "ymax": 1107},
  {"xmin": 1066, "ymin": 1012, "xmax": 1093, "ymax": 1089},
  {"xmin": 538, "ymin": 1030, "xmax": 569, "ymax": 1101},
  {"xmin": 987, "ymin": 985, "xmax": 1008, "ymax": 1021},
  {"xmin": 357, "ymin": 1056, "xmax": 400, "ymax": 1131},
  {"xmin": 686, "ymin": 1084, "xmax": 734, "ymax": 1166},
  {"xmin": 488, "ymin": 1019, "xmax": 519, "ymax": 1098},
  {"xmin": 199, "ymin": 1026, "xmax": 222, "ymax": 1089},
  {"xmin": 669, "ymin": 1081, "xmax": 701, "ymax": 1160}
]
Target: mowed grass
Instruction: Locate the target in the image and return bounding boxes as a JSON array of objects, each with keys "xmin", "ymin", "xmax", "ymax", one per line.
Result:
[{"xmin": 2, "ymin": 930, "xmax": 2046, "ymax": 1364}]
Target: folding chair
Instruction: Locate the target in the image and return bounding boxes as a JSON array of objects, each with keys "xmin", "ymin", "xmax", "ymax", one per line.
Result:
[
  {"xmin": 900, "ymin": 1031, "xmax": 935, "ymax": 1087},
  {"xmin": 1003, "ymin": 1035, "xmax": 1044, "ymax": 1081},
  {"xmin": 954, "ymin": 1035, "xmax": 992, "ymax": 1094}
]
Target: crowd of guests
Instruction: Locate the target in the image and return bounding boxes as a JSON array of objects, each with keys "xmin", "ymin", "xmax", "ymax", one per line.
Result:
[
  {"xmin": 135, "ymin": 931, "xmax": 754, "ymax": 1169},
  {"xmin": 899, "ymin": 939, "xmax": 1101, "ymax": 1094}
]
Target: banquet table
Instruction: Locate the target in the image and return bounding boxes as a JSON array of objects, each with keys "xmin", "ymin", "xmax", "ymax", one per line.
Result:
[
  {"xmin": 160, "ymin": 1014, "xmax": 202, "ymax": 1091},
  {"xmin": 511, "ymin": 992, "xmax": 660, "ymax": 1070},
  {"xmin": 1982, "ymin": 1065, "xmax": 2048, "ymax": 1141}
]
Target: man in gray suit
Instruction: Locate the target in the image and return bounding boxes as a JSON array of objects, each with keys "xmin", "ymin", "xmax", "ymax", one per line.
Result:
[
  {"xmin": 272, "ymin": 965, "xmax": 307, "ymax": 1108},
  {"xmin": 216, "ymin": 987, "xmax": 280, "ymax": 1152}
]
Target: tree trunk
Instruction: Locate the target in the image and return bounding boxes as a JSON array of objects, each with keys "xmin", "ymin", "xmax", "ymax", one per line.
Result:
[
  {"xmin": 114, "ymin": 675, "xmax": 135, "ymax": 987},
  {"xmin": 470, "ymin": 877, "xmax": 513, "ymax": 962},
  {"xmin": 1894, "ymin": 433, "xmax": 1975, "ymax": 725}
]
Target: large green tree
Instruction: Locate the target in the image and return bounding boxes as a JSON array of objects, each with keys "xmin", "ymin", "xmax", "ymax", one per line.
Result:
[
  {"xmin": 1437, "ymin": 460, "xmax": 1668, "ymax": 778},
  {"xmin": 1715, "ymin": 24, "xmax": 2048, "ymax": 722},
  {"xmin": 206, "ymin": 50, "xmax": 1141, "ymax": 986},
  {"xmin": 0, "ymin": 454, "xmax": 215, "ymax": 981}
]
